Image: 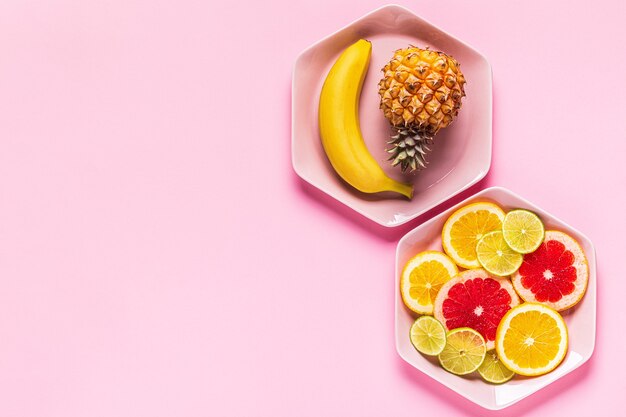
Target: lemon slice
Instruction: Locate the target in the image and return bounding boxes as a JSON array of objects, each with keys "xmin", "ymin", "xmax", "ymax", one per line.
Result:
[
  {"xmin": 400, "ymin": 251, "xmax": 458, "ymax": 314},
  {"xmin": 478, "ymin": 350, "xmax": 515, "ymax": 384},
  {"xmin": 438, "ymin": 327, "xmax": 486, "ymax": 375},
  {"xmin": 502, "ymin": 209, "xmax": 545, "ymax": 254},
  {"xmin": 442, "ymin": 202, "xmax": 505, "ymax": 269},
  {"xmin": 476, "ymin": 231, "xmax": 523, "ymax": 276},
  {"xmin": 495, "ymin": 303, "xmax": 568, "ymax": 376},
  {"xmin": 410, "ymin": 316, "xmax": 447, "ymax": 356}
]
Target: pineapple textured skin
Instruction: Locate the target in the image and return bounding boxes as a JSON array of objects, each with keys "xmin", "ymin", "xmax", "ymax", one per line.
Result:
[
  {"xmin": 379, "ymin": 47, "xmax": 466, "ymax": 132},
  {"xmin": 378, "ymin": 47, "xmax": 466, "ymax": 172}
]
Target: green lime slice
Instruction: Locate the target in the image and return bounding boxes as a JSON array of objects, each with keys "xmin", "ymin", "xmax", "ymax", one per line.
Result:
[{"xmin": 410, "ymin": 316, "xmax": 446, "ymax": 356}]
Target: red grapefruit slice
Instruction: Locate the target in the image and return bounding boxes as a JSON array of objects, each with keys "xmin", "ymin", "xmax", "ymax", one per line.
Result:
[
  {"xmin": 434, "ymin": 269, "xmax": 520, "ymax": 350},
  {"xmin": 512, "ymin": 230, "xmax": 588, "ymax": 311}
]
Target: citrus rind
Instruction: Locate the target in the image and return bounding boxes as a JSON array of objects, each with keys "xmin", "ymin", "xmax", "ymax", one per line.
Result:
[
  {"xmin": 409, "ymin": 316, "xmax": 447, "ymax": 356},
  {"xmin": 502, "ymin": 209, "xmax": 545, "ymax": 254},
  {"xmin": 495, "ymin": 303, "xmax": 568, "ymax": 376},
  {"xmin": 438, "ymin": 327, "xmax": 486, "ymax": 375},
  {"xmin": 433, "ymin": 269, "xmax": 520, "ymax": 350},
  {"xmin": 400, "ymin": 251, "xmax": 458, "ymax": 314},
  {"xmin": 511, "ymin": 230, "xmax": 589, "ymax": 311},
  {"xmin": 476, "ymin": 231, "xmax": 523, "ymax": 276},
  {"xmin": 442, "ymin": 202, "xmax": 505, "ymax": 269},
  {"xmin": 477, "ymin": 350, "xmax": 515, "ymax": 384}
]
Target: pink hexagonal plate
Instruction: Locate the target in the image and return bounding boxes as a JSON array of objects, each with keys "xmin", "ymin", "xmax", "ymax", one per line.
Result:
[
  {"xmin": 395, "ymin": 186, "xmax": 596, "ymax": 410},
  {"xmin": 292, "ymin": 5, "xmax": 492, "ymax": 227}
]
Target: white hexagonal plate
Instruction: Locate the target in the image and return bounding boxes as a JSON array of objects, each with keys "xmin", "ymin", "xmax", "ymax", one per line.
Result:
[
  {"xmin": 395, "ymin": 186, "xmax": 596, "ymax": 410},
  {"xmin": 292, "ymin": 5, "xmax": 492, "ymax": 227}
]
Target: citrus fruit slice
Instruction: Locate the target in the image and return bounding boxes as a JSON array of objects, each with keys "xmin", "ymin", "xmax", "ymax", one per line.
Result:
[
  {"xmin": 438, "ymin": 327, "xmax": 486, "ymax": 375},
  {"xmin": 495, "ymin": 303, "xmax": 568, "ymax": 376},
  {"xmin": 442, "ymin": 202, "xmax": 506, "ymax": 269},
  {"xmin": 511, "ymin": 230, "xmax": 588, "ymax": 311},
  {"xmin": 502, "ymin": 209, "xmax": 545, "ymax": 254},
  {"xmin": 434, "ymin": 269, "xmax": 520, "ymax": 350},
  {"xmin": 477, "ymin": 350, "xmax": 515, "ymax": 384},
  {"xmin": 476, "ymin": 231, "xmax": 523, "ymax": 276},
  {"xmin": 400, "ymin": 251, "xmax": 458, "ymax": 314},
  {"xmin": 410, "ymin": 316, "xmax": 447, "ymax": 356}
]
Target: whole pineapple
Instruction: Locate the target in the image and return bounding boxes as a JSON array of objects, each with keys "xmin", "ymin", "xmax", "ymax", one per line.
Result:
[{"xmin": 378, "ymin": 46, "xmax": 466, "ymax": 172}]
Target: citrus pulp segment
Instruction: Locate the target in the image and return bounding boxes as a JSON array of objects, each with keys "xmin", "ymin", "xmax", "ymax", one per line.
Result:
[
  {"xmin": 434, "ymin": 269, "xmax": 520, "ymax": 350},
  {"xmin": 410, "ymin": 316, "xmax": 447, "ymax": 356},
  {"xmin": 477, "ymin": 350, "xmax": 515, "ymax": 384},
  {"xmin": 438, "ymin": 327, "xmax": 486, "ymax": 375},
  {"xmin": 442, "ymin": 202, "xmax": 506, "ymax": 269},
  {"xmin": 502, "ymin": 209, "xmax": 545, "ymax": 254},
  {"xmin": 512, "ymin": 230, "xmax": 589, "ymax": 311},
  {"xmin": 400, "ymin": 251, "xmax": 458, "ymax": 314},
  {"xmin": 476, "ymin": 231, "xmax": 523, "ymax": 276},
  {"xmin": 495, "ymin": 303, "xmax": 568, "ymax": 376}
]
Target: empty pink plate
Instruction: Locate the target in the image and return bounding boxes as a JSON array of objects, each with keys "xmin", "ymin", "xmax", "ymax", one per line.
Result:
[{"xmin": 292, "ymin": 5, "xmax": 492, "ymax": 227}]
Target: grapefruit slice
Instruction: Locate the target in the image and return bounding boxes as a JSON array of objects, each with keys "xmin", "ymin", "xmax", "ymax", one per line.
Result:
[
  {"xmin": 511, "ymin": 230, "xmax": 588, "ymax": 311},
  {"xmin": 434, "ymin": 269, "xmax": 520, "ymax": 350}
]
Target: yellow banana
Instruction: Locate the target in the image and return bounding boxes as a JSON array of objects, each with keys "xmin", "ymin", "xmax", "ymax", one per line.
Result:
[{"xmin": 318, "ymin": 39, "xmax": 413, "ymax": 199}]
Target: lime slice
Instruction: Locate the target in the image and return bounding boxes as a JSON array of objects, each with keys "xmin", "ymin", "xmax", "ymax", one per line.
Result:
[
  {"xmin": 476, "ymin": 231, "xmax": 523, "ymax": 276},
  {"xmin": 478, "ymin": 350, "xmax": 515, "ymax": 384},
  {"xmin": 502, "ymin": 209, "xmax": 545, "ymax": 254},
  {"xmin": 410, "ymin": 316, "xmax": 446, "ymax": 356},
  {"xmin": 438, "ymin": 327, "xmax": 486, "ymax": 375}
]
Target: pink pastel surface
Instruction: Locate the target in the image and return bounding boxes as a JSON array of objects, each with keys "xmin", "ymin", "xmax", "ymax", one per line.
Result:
[{"xmin": 0, "ymin": 1, "xmax": 624, "ymax": 416}]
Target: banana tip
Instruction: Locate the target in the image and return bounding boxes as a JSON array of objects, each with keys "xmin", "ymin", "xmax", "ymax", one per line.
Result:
[{"xmin": 396, "ymin": 182, "xmax": 414, "ymax": 200}]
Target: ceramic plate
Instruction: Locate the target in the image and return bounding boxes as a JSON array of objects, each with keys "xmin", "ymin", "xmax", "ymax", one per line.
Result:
[
  {"xmin": 395, "ymin": 186, "xmax": 596, "ymax": 409},
  {"xmin": 292, "ymin": 5, "xmax": 492, "ymax": 227}
]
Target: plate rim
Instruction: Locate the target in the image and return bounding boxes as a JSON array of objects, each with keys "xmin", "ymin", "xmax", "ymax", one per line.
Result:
[
  {"xmin": 291, "ymin": 4, "xmax": 493, "ymax": 228},
  {"xmin": 394, "ymin": 185, "xmax": 597, "ymax": 410}
]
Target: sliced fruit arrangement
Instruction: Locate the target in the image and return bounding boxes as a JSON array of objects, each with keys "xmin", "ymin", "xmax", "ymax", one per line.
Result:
[
  {"xmin": 512, "ymin": 231, "xmax": 589, "ymax": 311},
  {"xmin": 400, "ymin": 251, "xmax": 458, "ymax": 314},
  {"xmin": 318, "ymin": 39, "xmax": 413, "ymax": 199},
  {"xmin": 401, "ymin": 201, "xmax": 589, "ymax": 383},
  {"xmin": 433, "ymin": 269, "xmax": 519, "ymax": 350},
  {"xmin": 496, "ymin": 303, "xmax": 568, "ymax": 376}
]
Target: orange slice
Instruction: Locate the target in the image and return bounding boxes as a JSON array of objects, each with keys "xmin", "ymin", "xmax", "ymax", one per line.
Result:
[
  {"xmin": 495, "ymin": 303, "xmax": 568, "ymax": 376},
  {"xmin": 400, "ymin": 251, "xmax": 458, "ymax": 314},
  {"xmin": 442, "ymin": 202, "xmax": 506, "ymax": 269}
]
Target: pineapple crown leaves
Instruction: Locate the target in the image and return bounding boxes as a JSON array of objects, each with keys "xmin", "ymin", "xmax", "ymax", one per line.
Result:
[{"xmin": 387, "ymin": 126, "xmax": 434, "ymax": 172}]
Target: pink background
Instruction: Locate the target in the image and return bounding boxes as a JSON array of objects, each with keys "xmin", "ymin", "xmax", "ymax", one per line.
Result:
[{"xmin": 0, "ymin": 1, "xmax": 624, "ymax": 416}]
